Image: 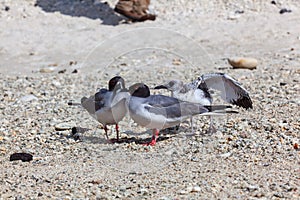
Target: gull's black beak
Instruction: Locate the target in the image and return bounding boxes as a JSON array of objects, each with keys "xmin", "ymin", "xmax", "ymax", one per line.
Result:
[{"xmin": 153, "ymin": 85, "xmax": 168, "ymax": 90}]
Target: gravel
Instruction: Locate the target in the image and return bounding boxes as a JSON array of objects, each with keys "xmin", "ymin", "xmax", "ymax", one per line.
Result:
[{"xmin": 0, "ymin": 0, "xmax": 299, "ymax": 199}]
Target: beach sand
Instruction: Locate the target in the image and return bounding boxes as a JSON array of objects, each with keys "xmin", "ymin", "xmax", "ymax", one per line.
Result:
[{"xmin": 0, "ymin": 0, "xmax": 299, "ymax": 199}]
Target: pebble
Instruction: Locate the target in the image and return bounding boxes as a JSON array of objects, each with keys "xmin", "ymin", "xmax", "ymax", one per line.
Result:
[
  {"xmin": 0, "ymin": 146, "xmax": 6, "ymax": 153},
  {"xmin": 51, "ymin": 80, "xmax": 61, "ymax": 87},
  {"xmin": 227, "ymin": 12, "xmax": 241, "ymax": 20},
  {"xmin": 9, "ymin": 153, "xmax": 33, "ymax": 162},
  {"xmin": 186, "ymin": 185, "xmax": 201, "ymax": 193},
  {"xmin": 58, "ymin": 69, "xmax": 66, "ymax": 74},
  {"xmin": 227, "ymin": 57, "xmax": 258, "ymax": 70},
  {"xmin": 179, "ymin": 190, "xmax": 188, "ymax": 195},
  {"xmin": 19, "ymin": 94, "xmax": 38, "ymax": 102},
  {"xmin": 279, "ymin": 8, "xmax": 292, "ymax": 14},
  {"xmin": 55, "ymin": 122, "xmax": 76, "ymax": 131},
  {"xmin": 138, "ymin": 188, "xmax": 148, "ymax": 195},
  {"xmin": 219, "ymin": 152, "xmax": 232, "ymax": 158},
  {"xmin": 172, "ymin": 58, "xmax": 182, "ymax": 65},
  {"xmin": 39, "ymin": 67, "xmax": 55, "ymax": 73},
  {"xmin": 191, "ymin": 186, "xmax": 201, "ymax": 192},
  {"xmin": 119, "ymin": 186, "xmax": 126, "ymax": 192}
]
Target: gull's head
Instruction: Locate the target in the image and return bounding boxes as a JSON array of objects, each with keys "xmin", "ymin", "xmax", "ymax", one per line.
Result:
[
  {"xmin": 129, "ymin": 83, "xmax": 150, "ymax": 98},
  {"xmin": 108, "ymin": 76, "xmax": 125, "ymax": 91},
  {"xmin": 154, "ymin": 80, "xmax": 184, "ymax": 92}
]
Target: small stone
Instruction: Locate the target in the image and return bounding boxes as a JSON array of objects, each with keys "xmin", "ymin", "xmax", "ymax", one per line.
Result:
[
  {"xmin": 235, "ymin": 10, "xmax": 244, "ymax": 14},
  {"xmin": 191, "ymin": 157, "xmax": 199, "ymax": 162},
  {"xmin": 228, "ymin": 57, "xmax": 258, "ymax": 70},
  {"xmin": 186, "ymin": 186, "xmax": 193, "ymax": 192},
  {"xmin": 55, "ymin": 122, "xmax": 76, "ymax": 131},
  {"xmin": 279, "ymin": 82, "xmax": 287, "ymax": 86},
  {"xmin": 247, "ymin": 184, "xmax": 258, "ymax": 192},
  {"xmin": 227, "ymin": 12, "xmax": 241, "ymax": 20},
  {"xmin": 88, "ymin": 180, "xmax": 102, "ymax": 184},
  {"xmin": 0, "ymin": 146, "xmax": 6, "ymax": 153},
  {"xmin": 72, "ymin": 69, "xmax": 78, "ymax": 73},
  {"xmin": 51, "ymin": 80, "xmax": 61, "ymax": 87},
  {"xmin": 279, "ymin": 8, "xmax": 292, "ymax": 14},
  {"xmin": 69, "ymin": 61, "xmax": 77, "ymax": 66},
  {"xmin": 159, "ymin": 197, "xmax": 172, "ymax": 200},
  {"xmin": 219, "ymin": 152, "xmax": 232, "ymax": 158},
  {"xmin": 4, "ymin": 6, "xmax": 10, "ymax": 11},
  {"xmin": 274, "ymin": 192, "xmax": 284, "ymax": 198},
  {"xmin": 58, "ymin": 69, "xmax": 66, "ymax": 74},
  {"xmin": 172, "ymin": 58, "xmax": 182, "ymax": 65},
  {"xmin": 19, "ymin": 95, "xmax": 38, "ymax": 102},
  {"xmin": 119, "ymin": 186, "xmax": 126, "ymax": 192},
  {"xmin": 271, "ymin": 1, "xmax": 276, "ymax": 5},
  {"xmin": 139, "ymin": 188, "xmax": 148, "ymax": 195},
  {"xmin": 179, "ymin": 190, "xmax": 188, "ymax": 195},
  {"xmin": 39, "ymin": 67, "xmax": 55, "ymax": 73},
  {"xmin": 10, "ymin": 153, "xmax": 33, "ymax": 162},
  {"xmin": 192, "ymin": 186, "xmax": 201, "ymax": 192}
]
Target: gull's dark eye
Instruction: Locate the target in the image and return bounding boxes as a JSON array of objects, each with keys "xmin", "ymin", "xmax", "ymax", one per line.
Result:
[{"xmin": 169, "ymin": 81, "xmax": 175, "ymax": 87}]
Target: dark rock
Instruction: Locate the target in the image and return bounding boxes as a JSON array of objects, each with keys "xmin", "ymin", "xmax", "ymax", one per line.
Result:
[
  {"xmin": 69, "ymin": 61, "xmax": 77, "ymax": 66},
  {"xmin": 58, "ymin": 69, "xmax": 66, "ymax": 74},
  {"xmin": 270, "ymin": 1, "xmax": 276, "ymax": 5},
  {"xmin": 4, "ymin": 6, "xmax": 10, "ymax": 11},
  {"xmin": 279, "ymin": 82, "xmax": 287, "ymax": 86},
  {"xmin": 235, "ymin": 10, "xmax": 244, "ymax": 14},
  {"xmin": 279, "ymin": 8, "xmax": 292, "ymax": 14},
  {"xmin": 67, "ymin": 101, "xmax": 81, "ymax": 106},
  {"xmin": 10, "ymin": 153, "xmax": 33, "ymax": 162},
  {"xmin": 69, "ymin": 127, "xmax": 88, "ymax": 141},
  {"xmin": 71, "ymin": 69, "xmax": 78, "ymax": 73}
]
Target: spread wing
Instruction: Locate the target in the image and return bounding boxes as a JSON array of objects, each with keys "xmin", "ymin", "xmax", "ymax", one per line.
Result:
[{"xmin": 201, "ymin": 73, "xmax": 253, "ymax": 109}]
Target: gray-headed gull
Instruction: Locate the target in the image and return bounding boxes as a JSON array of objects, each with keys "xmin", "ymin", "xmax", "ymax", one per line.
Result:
[
  {"xmin": 154, "ymin": 73, "xmax": 252, "ymax": 132},
  {"xmin": 128, "ymin": 83, "xmax": 236, "ymax": 146},
  {"xmin": 81, "ymin": 76, "xmax": 129, "ymax": 142},
  {"xmin": 154, "ymin": 72, "xmax": 253, "ymax": 109}
]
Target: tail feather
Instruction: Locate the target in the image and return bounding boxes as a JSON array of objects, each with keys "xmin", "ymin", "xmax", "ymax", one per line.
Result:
[
  {"xmin": 204, "ymin": 105, "xmax": 232, "ymax": 112},
  {"xmin": 201, "ymin": 105, "xmax": 238, "ymax": 115}
]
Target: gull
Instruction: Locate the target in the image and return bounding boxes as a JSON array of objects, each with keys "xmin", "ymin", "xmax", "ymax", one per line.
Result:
[
  {"xmin": 154, "ymin": 73, "xmax": 252, "ymax": 132},
  {"xmin": 128, "ymin": 83, "xmax": 236, "ymax": 146},
  {"xmin": 81, "ymin": 76, "xmax": 129, "ymax": 142}
]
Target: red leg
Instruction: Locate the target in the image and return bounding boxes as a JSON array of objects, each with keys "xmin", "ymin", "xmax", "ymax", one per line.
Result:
[
  {"xmin": 103, "ymin": 125, "xmax": 109, "ymax": 140},
  {"xmin": 109, "ymin": 124, "xmax": 120, "ymax": 143},
  {"xmin": 115, "ymin": 124, "xmax": 120, "ymax": 142},
  {"xmin": 143, "ymin": 129, "xmax": 159, "ymax": 146}
]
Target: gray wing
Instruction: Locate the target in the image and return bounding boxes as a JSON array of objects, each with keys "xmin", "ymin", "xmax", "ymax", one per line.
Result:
[
  {"xmin": 145, "ymin": 95, "xmax": 209, "ymax": 118},
  {"xmin": 201, "ymin": 73, "xmax": 253, "ymax": 109},
  {"xmin": 81, "ymin": 89, "xmax": 108, "ymax": 115}
]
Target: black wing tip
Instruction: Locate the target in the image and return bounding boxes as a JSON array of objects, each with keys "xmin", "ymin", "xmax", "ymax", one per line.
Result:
[
  {"xmin": 154, "ymin": 85, "xmax": 168, "ymax": 90},
  {"xmin": 231, "ymin": 96, "xmax": 253, "ymax": 109},
  {"xmin": 204, "ymin": 105, "xmax": 233, "ymax": 112}
]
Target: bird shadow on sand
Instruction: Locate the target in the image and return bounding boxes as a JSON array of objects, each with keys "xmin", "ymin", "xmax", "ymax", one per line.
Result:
[
  {"xmin": 66, "ymin": 127, "xmax": 174, "ymax": 145},
  {"xmin": 35, "ymin": 0, "xmax": 124, "ymax": 26}
]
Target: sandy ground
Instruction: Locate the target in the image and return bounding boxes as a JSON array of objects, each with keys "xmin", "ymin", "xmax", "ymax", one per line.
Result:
[{"xmin": 0, "ymin": 0, "xmax": 299, "ymax": 199}]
